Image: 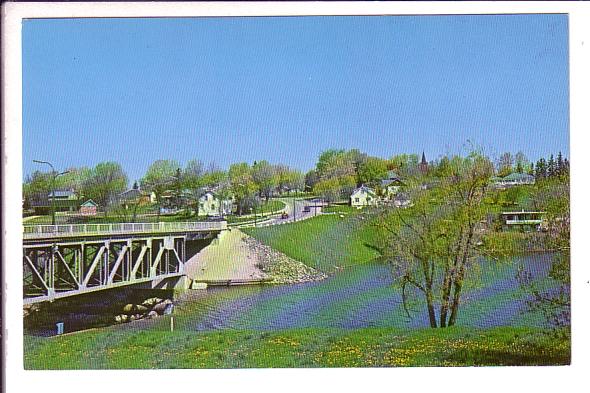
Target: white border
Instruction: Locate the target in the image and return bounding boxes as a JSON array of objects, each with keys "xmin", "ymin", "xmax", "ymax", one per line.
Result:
[{"xmin": 3, "ymin": 2, "xmax": 590, "ymax": 393}]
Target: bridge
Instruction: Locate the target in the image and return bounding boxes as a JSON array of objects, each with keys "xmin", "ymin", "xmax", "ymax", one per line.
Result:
[{"xmin": 22, "ymin": 221, "xmax": 227, "ymax": 304}]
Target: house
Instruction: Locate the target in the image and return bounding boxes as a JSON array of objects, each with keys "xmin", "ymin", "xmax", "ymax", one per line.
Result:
[
  {"xmin": 79, "ymin": 199, "xmax": 98, "ymax": 216},
  {"xmin": 493, "ymin": 173, "xmax": 535, "ymax": 188},
  {"xmin": 29, "ymin": 189, "xmax": 80, "ymax": 213},
  {"xmin": 198, "ymin": 191, "xmax": 233, "ymax": 216},
  {"xmin": 118, "ymin": 188, "xmax": 156, "ymax": 206},
  {"xmin": 500, "ymin": 210, "xmax": 546, "ymax": 231},
  {"xmin": 380, "ymin": 171, "xmax": 403, "ymax": 200},
  {"xmin": 350, "ymin": 185, "xmax": 378, "ymax": 208}
]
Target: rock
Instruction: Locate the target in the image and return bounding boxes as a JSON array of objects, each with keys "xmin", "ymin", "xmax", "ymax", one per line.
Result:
[
  {"xmin": 129, "ymin": 314, "xmax": 137, "ymax": 321},
  {"xmin": 153, "ymin": 300, "xmax": 172, "ymax": 314},
  {"xmin": 135, "ymin": 305, "xmax": 149, "ymax": 314},
  {"xmin": 123, "ymin": 303, "xmax": 135, "ymax": 314},
  {"xmin": 141, "ymin": 297, "xmax": 162, "ymax": 307},
  {"xmin": 146, "ymin": 311, "xmax": 158, "ymax": 319},
  {"xmin": 115, "ymin": 314, "xmax": 129, "ymax": 323}
]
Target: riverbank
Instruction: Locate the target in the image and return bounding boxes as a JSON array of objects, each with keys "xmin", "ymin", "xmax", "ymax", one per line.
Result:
[
  {"xmin": 185, "ymin": 228, "xmax": 326, "ymax": 285},
  {"xmin": 24, "ymin": 325, "xmax": 569, "ymax": 369}
]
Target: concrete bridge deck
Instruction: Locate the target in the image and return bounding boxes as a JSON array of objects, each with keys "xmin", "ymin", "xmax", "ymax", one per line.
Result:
[{"xmin": 23, "ymin": 221, "xmax": 227, "ymax": 241}]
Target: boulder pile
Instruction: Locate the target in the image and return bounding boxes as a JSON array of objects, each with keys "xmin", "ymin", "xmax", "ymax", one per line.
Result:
[
  {"xmin": 244, "ymin": 237, "xmax": 327, "ymax": 284},
  {"xmin": 114, "ymin": 297, "xmax": 173, "ymax": 323}
]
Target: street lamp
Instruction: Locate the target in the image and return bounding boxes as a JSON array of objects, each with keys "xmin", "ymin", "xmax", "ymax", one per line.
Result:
[{"xmin": 33, "ymin": 160, "xmax": 69, "ymax": 226}]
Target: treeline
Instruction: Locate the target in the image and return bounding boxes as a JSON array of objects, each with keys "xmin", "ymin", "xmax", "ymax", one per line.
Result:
[
  {"xmin": 23, "ymin": 159, "xmax": 303, "ymax": 216},
  {"xmin": 304, "ymin": 149, "xmax": 425, "ymax": 203},
  {"xmin": 493, "ymin": 151, "xmax": 569, "ymax": 180}
]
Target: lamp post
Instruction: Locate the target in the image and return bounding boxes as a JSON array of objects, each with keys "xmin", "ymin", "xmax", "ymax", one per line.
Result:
[{"xmin": 33, "ymin": 160, "xmax": 69, "ymax": 225}]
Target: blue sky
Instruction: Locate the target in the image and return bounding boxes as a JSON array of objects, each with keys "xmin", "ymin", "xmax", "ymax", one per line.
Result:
[{"xmin": 22, "ymin": 15, "xmax": 569, "ymax": 182}]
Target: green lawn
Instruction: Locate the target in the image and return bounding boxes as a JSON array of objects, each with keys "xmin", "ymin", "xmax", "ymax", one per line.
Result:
[
  {"xmin": 23, "ymin": 326, "xmax": 569, "ymax": 369},
  {"xmin": 244, "ymin": 213, "xmax": 381, "ymax": 272},
  {"xmin": 257, "ymin": 199, "xmax": 286, "ymax": 214},
  {"xmin": 322, "ymin": 204, "xmax": 357, "ymax": 214}
]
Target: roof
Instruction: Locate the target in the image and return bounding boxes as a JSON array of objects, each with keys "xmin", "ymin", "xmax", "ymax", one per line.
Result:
[
  {"xmin": 501, "ymin": 211, "xmax": 546, "ymax": 215},
  {"xmin": 351, "ymin": 185, "xmax": 376, "ymax": 197},
  {"xmin": 49, "ymin": 189, "xmax": 75, "ymax": 198},
  {"xmin": 80, "ymin": 199, "xmax": 98, "ymax": 207},
  {"xmin": 502, "ymin": 172, "xmax": 534, "ymax": 181}
]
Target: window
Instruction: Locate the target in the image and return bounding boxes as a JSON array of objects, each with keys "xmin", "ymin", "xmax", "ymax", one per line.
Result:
[
  {"xmin": 355, "ymin": 198, "xmax": 360, "ymax": 203},
  {"xmin": 211, "ymin": 204, "xmax": 216, "ymax": 210}
]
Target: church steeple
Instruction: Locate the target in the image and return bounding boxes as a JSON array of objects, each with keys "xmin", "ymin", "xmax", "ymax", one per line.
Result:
[{"xmin": 419, "ymin": 152, "xmax": 428, "ymax": 174}]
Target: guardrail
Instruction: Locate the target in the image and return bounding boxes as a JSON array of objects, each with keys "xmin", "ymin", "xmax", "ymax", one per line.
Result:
[{"xmin": 23, "ymin": 221, "xmax": 227, "ymax": 239}]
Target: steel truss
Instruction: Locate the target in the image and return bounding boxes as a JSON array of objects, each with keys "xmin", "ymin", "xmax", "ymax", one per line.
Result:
[{"xmin": 23, "ymin": 234, "xmax": 187, "ymax": 303}]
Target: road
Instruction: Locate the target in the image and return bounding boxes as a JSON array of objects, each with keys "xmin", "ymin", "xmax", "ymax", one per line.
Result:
[{"xmin": 260, "ymin": 198, "xmax": 325, "ymax": 226}]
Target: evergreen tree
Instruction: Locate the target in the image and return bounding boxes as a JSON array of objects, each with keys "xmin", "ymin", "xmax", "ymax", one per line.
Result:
[
  {"xmin": 557, "ymin": 152, "xmax": 564, "ymax": 177},
  {"xmin": 548, "ymin": 154, "xmax": 555, "ymax": 177},
  {"xmin": 535, "ymin": 158, "xmax": 547, "ymax": 180}
]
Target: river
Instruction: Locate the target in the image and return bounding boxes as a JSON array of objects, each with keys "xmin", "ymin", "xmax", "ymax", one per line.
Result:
[{"xmin": 24, "ymin": 253, "xmax": 556, "ymax": 336}]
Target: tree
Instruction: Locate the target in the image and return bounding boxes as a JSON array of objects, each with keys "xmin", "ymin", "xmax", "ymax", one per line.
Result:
[
  {"xmin": 357, "ymin": 157, "xmax": 388, "ymax": 186},
  {"xmin": 313, "ymin": 177, "xmax": 341, "ymax": 204},
  {"xmin": 556, "ymin": 152, "xmax": 565, "ymax": 178},
  {"xmin": 305, "ymin": 170, "xmax": 319, "ymax": 192},
  {"xmin": 515, "ymin": 151, "xmax": 528, "ymax": 174},
  {"xmin": 390, "ymin": 154, "xmax": 420, "ymax": 177},
  {"xmin": 375, "ymin": 152, "xmax": 494, "ymax": 328},
  {"xmin": 83, "ymin": 162, "xmax": 128, "ymax": 214},
  {"xmin": 535, "ymin": 158, "xmax": 547, "ymax": 180},
  {"xmin": 252, "ymin": 160, "xmax": 277, "ymax": 201},
  {"xmin": 497, "ymin": 152, "xmax": 513, "ymax": 177},
  {"xmin": 183, "ymin": 159, "xmax": 205, "ymax": 215},
  {"xmin": 140, "ymin": 159, "xmax": 180, "ymax": 217},
  {"xmin": 228, "ymin": 162, "xmax": 257, "ymax": 215},
  {"xmin": 520, "ymin": 178, "xmax": 570, "ymax": 330},
  {"xmin": 547, "ymin": 154, "xmax": 556, "ymax": 177}
]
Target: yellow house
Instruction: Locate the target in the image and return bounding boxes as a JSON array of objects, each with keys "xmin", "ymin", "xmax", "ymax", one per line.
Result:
[{"xmin": 350, "ymin": 185, "xmax": 378, "ymax": 208}]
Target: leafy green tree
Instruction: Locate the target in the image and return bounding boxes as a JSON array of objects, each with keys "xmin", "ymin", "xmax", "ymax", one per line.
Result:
[
  {"xmin": 376, "ymin": 152, "xmax": 494, "ymax": 328},
  {"xmin": 390, "ymin": 154, "xmax": 420, "ymax": 177},
  {"xmin": 357, "ymin": 157, "xmax": 388, "ymax": 186},
  {"xmin": 140, "ymin": 159, "xmax": 180, "ymax": 217},
  {"xmin": 229, "ymin": 162, "xmax": 257, "ymax": 215},
  {"xmin": 182, "ymin": 159, "xmax": 205, "ymax": 215},
  {"xmin": 520, "ymin": 177, "xmax": 570, "ymax": 329},
  {"xmin": 313, "ymin": 177, "xmax": 341, "ymax": 204},
  {"xmin": 83, "ymin": 162, "xmax": 128, "ymax": 213},
  {"xmin": 252, "ymin": 160, "xmax": 277, "ymax": 201}
]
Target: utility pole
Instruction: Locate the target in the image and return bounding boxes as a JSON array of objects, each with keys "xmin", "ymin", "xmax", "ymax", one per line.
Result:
[{"xmin": 33, "ymin": 160, "xmax": 69, "ymax": 226}]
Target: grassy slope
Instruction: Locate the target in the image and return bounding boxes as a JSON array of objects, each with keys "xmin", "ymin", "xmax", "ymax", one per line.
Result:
[
  {"xmin": 244, "ymin": 213, "xmax": 381, "ymax": 272},
  {"xmin": 24, "ymin": 326, "xmax": 569, "ymax": 369}
]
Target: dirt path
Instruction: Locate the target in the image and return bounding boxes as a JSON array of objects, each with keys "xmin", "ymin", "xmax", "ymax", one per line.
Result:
[{"xmin": 184, "ymin": 229, "xmax": 267, "ymax": 281}]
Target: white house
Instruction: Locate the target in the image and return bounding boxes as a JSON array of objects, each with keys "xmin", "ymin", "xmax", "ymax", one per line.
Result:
[
  {"xmin": 492, "ymin": 173, "xmax": 535, "ymax": 188},
  {"xmin": 198, "ymin": 191, "xmax": 233, "ymax": 216},
  {"xmin": 350, "ymin": 185, "xmax": 378, "ymax": 208}
]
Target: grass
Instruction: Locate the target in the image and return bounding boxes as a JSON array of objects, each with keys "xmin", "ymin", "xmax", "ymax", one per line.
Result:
[
  {"xmin": 23, "ymin": 326, "xmax": 569, "ymax": 369},
  {"xmin": 322, "ymin": 204, "xmax": 357, "ymax": 214},
  {"xmin": 244, "ymin": 212, "xmax": 382, "ymax": 272}
]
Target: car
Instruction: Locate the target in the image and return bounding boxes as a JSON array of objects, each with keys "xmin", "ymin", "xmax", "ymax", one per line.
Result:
[
  {"xmin": 281, "ymin": 212, "xmax": 289, "ymax": 219},
  {"xmin": 303, "ymin": 206, "xmax": 311, "ymax": 213}
]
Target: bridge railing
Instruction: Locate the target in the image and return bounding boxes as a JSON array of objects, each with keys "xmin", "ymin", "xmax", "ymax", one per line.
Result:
[{"xmin": 23, "ymin": 221, "xmax": 227, "ymax": 239}]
